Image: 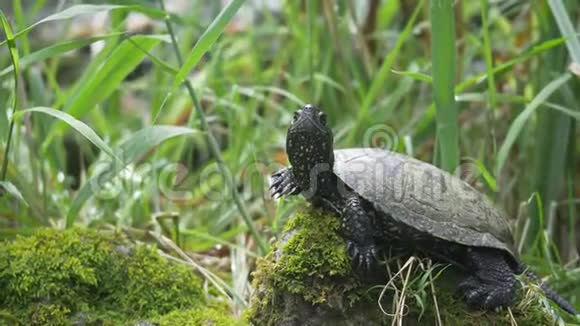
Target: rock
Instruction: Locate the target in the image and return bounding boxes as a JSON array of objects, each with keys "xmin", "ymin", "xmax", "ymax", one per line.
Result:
[{"xmin": 246, "ymin": 208, "xmax": 561, "ymax": 326}]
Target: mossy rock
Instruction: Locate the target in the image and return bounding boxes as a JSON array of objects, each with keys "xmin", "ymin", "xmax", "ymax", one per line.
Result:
[
  {"xmin": 152, "ymin": 303, "xmax": 246, "ymax": 326},
  {"xmin": 0, "ymin": 228, "xmax": 242, "ymax": 326},
  {"xmin": 246, "ymin": 208, "xmax": 565, "ymax": 326}
]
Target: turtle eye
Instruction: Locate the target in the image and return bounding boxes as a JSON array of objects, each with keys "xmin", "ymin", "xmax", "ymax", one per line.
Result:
[{"xmin": 318, "ymin": 112, "xmax": 327, "ymax": 125}]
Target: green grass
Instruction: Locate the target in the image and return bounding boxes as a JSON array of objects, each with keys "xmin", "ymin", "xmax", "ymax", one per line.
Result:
[
  {"xmin": 430, "ymin": 0, "xmax": 459, "ymax": 172},
  {"xmin": 0, "ymin": 0, "xmax": 579, "ymax": 323}
]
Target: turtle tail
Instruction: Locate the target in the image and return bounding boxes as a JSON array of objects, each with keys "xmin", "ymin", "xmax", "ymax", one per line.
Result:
[{"xmin": 517, "ymin": 263, "xmax": 578, "ymax": 315}]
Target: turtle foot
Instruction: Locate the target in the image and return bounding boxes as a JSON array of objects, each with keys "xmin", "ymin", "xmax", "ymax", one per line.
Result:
[
  {"xmin": 457, "ymin": 248, "xmax": 517, "ymax": 311},
  {"xmin": 270, "ymin": 168, "xmax": 301, "ymax": 198},
  {"xmin": 458, "ymin": 276, "xmax": 515, "ymax": 310},
  {"xmin": 346, "ymin": 240, "xmax": 380, "ymax": 273}
]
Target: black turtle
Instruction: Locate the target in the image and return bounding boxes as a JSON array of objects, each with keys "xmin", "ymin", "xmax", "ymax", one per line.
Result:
[{"xmin": 270, "ymin": 104, "xmax": 577, "ymax": 315}]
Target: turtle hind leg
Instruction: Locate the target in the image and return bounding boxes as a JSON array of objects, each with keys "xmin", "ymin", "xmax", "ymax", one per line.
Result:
[
  {"xmin": 457, "ymin": 247, "xmax": 517, "ymax": 310},
  {"xmin": 341, "ymin": 194, "xmax": 384, "ymax": 280}
]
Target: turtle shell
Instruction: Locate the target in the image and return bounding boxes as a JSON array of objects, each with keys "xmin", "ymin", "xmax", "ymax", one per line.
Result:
[{"xmin": 333, "ymin": 148, "xmax": 516, "ymax": 257}]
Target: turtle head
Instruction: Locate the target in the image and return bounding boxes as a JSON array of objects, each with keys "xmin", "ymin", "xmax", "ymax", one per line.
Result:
[{"xmin": 286, "ymin": 104, "xmax": 335, "ymax": 192}]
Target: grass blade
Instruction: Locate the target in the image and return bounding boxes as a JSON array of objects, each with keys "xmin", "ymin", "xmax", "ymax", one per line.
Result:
[
  {"xmin": 0, "ymin": 33, "xmax": 126, "ymax": 79},
  {"xmin": 544, "ymin": 102, "xmax": 580, "ymax": 121},
  {"xmin": 464, "ymin": 158, "xmax": 498, "ymax": 192},
  {"xmin": 480, "ymin": 0, "xmax": 498, "ymax": 163},
  {"xmin": 159, "ymin": 0, "xmax": 267, "ymax": 254},
  {"xmin": 62, "ymin": 34, "xmax": 167, "ymax": 118},
  {"xmin": 412, "ymin": 36, "xmax": 568, "ymax": 141},
  {"xmin": 480, "ymin": 0, "xmax": 497, "ymax": 114},
  {"xmin": 14, "ymin": 107, "xmax": 116, "ymax": 160},
  {"xmin": 0, "ymin": 181, "xmax": 28, "ymax": 206},
  {"xmin": 548, "ymin": 0, "xmax": 580, "ymax": 62},
  {"xmin": 0, "ymin": 4, "xmax": 174, "ymax": 47},
  {"xmin": 430, "ymin": 0, "xmax": 458, "ymax": 172},
  {"xmin": 495, "ymin": 73, "xmax": 572, "ymax": 176},
  {"xmin": 0, "ymin": 5, "xmax": 123, "ymax": 46},
  {"xmin": 348, "ymin": 0, "xmax": 425, "ymax": 144},
  {"xmin": 66, "ymin": 126, "xmax": 199, "ymax": 227},
  {"xmin": 45, "ymin": 34, "xmax": 166, "ymax": 141},
  {"xmin": 527, "ymin": 0, "xmax": 579, "ymax": 252},
  {"xmin": 391, "ymin": 70, "xmax": 433, "ymax": 83},
  {"xmin": 125, "ymin": 37, "xmax": 179, "ymax": 75},
  {"xmin": 170, "ymin": 0, "xmax": 246, "ymax": 92},
  {"xmin": 0, "ymin": 9, "xmax": 20, "ymax": 181}
]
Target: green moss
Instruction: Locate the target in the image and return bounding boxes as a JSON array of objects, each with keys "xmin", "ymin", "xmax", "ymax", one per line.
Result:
[
  {"xmin": 0, "ymin": 228, "xmax": 240, "ymax": 325},
  {"xmin": 247, "ymin": 207, "xmax": 562, "ymax": 326},
  {"xmin": 277, "ymin": 208, "xmax": 363, "ymax": 304},
  {"xmin": 121, "ymin": 246, "xmax": 204, "ymax": 316},
  {"xmin": 154, "ymin": 303, "xmax": 245, "ymax": 326},
  {"xmin": 246, "ymin": 208, "xmax": 370, "ymax": 325},
  {"xmin": 28, "ymin": 304, "xmax": 70, "ymax": 326}
]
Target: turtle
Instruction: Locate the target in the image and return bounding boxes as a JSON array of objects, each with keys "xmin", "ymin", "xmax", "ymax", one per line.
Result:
[{"xmin": 270, "ymin": 104, "xmax": 578, "ymax": 315}]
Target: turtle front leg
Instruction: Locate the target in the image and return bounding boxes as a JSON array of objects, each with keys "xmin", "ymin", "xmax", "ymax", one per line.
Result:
[
  {"xmin": 342, "ymin": 193, "xmax": 381, "ymax": 273},
  {"xmin": 270, "ymin": 167, "xmax": 302, "ymax": 198}
]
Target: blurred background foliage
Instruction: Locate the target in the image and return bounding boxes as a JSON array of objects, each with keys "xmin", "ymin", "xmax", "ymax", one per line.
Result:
[{"xmin": 0, "ymin": 0, "xmax": 579, "ymax": 318}]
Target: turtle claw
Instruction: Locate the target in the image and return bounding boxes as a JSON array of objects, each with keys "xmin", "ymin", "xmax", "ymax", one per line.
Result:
[
  {"xmin": 458, "ymin": 276, "xmax": 486, "ymax": 306},
  {"xmin": 270, "ymin": 168, "xmax": 301, "ymax": 198},
  {"xmin": 463, "ymin": 286, "xmax": 489, "ymax": 306},
  {"xmin": 346, "ymin": 240, "xmax": 379, "ymax": 273},
  {"xmin": 457, "ymin": 276, "xmax": 478, "ymax": 294},
  {"xmin": 346, "ymin": 241, "xmax": 359, "ymax": 257},
  {"xmin": 462, "ymin": 285, "xmax": 512, "ymax": 310},
  {"xmin": 281, "ymin": 184, "xmax": 298, "ymax": 196},
  {"xmin": 269, "ymin": 169, "xmax": 287, "ymax": 189}
]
